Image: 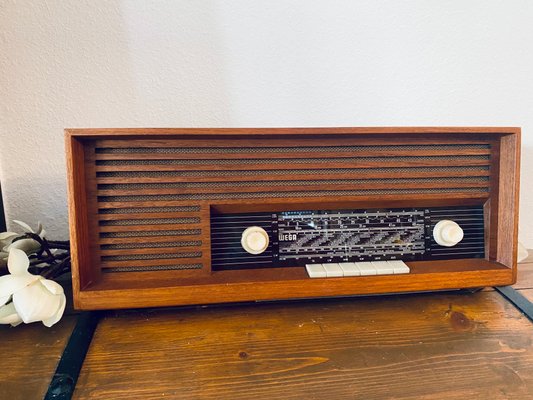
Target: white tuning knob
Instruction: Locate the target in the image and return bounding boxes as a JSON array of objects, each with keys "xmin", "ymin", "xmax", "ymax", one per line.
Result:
[
  {"xmin": 241, "ymin": 226, "xmax": 269, "ymax": 255},
  {"xmin": 433, "ymin": 220, "xmax": 464, "ymax": 247}
]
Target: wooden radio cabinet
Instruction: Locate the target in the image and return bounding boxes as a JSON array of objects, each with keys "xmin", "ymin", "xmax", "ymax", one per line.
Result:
[{"xmin": 66, "ymin": 127, "xmax": 520, "ymax": 310}]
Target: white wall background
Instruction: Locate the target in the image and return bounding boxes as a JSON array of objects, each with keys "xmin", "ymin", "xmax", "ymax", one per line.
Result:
[{"xmin": 1, "ymin": 1, "xmax": 533, "ymax": 244}]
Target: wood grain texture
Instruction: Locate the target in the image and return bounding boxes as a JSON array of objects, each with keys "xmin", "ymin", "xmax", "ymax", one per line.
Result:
[
  {"xmin": 73, "ymin": 291, "xmax": 533, "ymax": 400},
  {"xmin": 78, "ymin": 260, "xmax": 513, "ymax": 310},
  {"xmin": 66, "ymin": 127, "xmax": 522, "ymax": 136},
  {"xmin": 514, "ymin": 262, "xmax": 533, "ymax": 290},
  {"xmin": 496, "ymin": 133, "xmax": 521, "ymax": 273},
  {"xmin": 65, "ymin": 127, "xmax": 521, "ymax": 310},
  {"xmin": 0, "ymin": 316, "xmax": 76, "ymax": 400}
]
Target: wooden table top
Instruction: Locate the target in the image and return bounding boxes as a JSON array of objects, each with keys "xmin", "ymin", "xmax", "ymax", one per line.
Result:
[
  {"xmin": 2, "ymin": 264, "xmax": 533, "ymax": 399},
  {"xmin": 0, "ymin": 315, "xmax": 76, "ymax": 400},
  {"xmin": 73, "ymin": 267, "xmax": 533, "ymax": 400}
]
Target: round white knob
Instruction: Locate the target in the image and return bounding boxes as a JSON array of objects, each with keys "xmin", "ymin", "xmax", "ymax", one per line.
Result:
[
  {"xmin": 241, "ymin": 226, "xmax": 269, "ymax": 255},
  {"xmin": 433, "ymin": 220, "xmax": 464, "ymax": 247}
]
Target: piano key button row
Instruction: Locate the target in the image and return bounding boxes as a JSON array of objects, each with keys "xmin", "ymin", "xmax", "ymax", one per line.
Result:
[{"xmin": 305, "ymin": 261, "xmax": 410, "ymax": 278}]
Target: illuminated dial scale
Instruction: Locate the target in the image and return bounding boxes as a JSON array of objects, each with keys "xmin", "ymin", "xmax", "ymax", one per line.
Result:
[
  {"xmin": 209, "ymin": 206, "xmax": 485, "ymax": 270},
  {"xmin": 274, "ymin": 210, "xmax": 427, "ymax": 263}
]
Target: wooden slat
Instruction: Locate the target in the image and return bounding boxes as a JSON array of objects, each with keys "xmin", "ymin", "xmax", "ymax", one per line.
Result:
[
  {"xmin": 99, "ymin": 223, "xmax": 202, "ymax": 233},
  {"xmin": 98, "ymin": 212, "xmax": 200, "ymax": 221},
  {"xmin": 94, "ymin": 157, "xmax": 490, "ymax": 172},
  {"xmin": 95, "ymin": 169, "xmax": 490, "ymax": 184},
  {"xmin": 97, "ymin": 180, "xmax": 489, "ymax": 196},
  {"xmin": 93, "ymin": 134, "xmax": 495, "ymax": 148},
  {"xmin": 97, "ymin": 193, "xmax": 489, "ymax": 212},
  {"xmin": 100, "ymin": 246, "xmax": 201, "ymax": 256},
  {"xmin": 98, "ymin": 200, "xmax": 205, "ymax": 209},
  {"xmin": 101, "ymin": 257, "xmax": 203, "ymax": 269},
  {"xmin": 99, "ymin": 235, "xmax": 202, "ymax": 245},
  {"xmin": 94, "ymin": 148, "xmax": 491, "ymax": 161}
]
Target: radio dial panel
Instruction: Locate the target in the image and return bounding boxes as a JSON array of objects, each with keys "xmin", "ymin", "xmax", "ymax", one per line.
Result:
[{"xmin": 211, "ymin": 206, "xmax": 485, "ymax": 270}]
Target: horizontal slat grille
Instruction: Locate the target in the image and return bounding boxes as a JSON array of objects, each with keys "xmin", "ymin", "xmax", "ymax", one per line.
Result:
[
  {"xmin": 98, "ymin": 177, "xmax": 488, "ymax": 191},
  {"xmin": 99, "ymin": 206, "xmax": 200, "ymax": 214},
  {"xmin": 96, "ymin": 155, "xmax": 489, "ymax": 166},
  {"xmin": 105, "ymin": 264, "xmax": 203, "ymax": 273},
  {"xmin": 100, "ymin": 229, "xmax": 201, "ymax": 238},
  {"xmin": 96, "ymin": 199, "xmax": 204, "ymax": 272},
  {"xmin": 429, "ymin": 207, "xmax": 485, "ymax": 259},
  {"xmin": 93, "ymin": 139, "xmax": 492, "ymax": 274},
  {"xmin": 101, "ymin": 241, "xmax": 201, "ymax": 250},
  {"xmin": 100, "ymin": 217, "xmax": 201, "ymax": 226},
  {"xmin": 102, "ymin": 252, "xmax": 202, "ymax": 261},
  {"xmin": 97, "ymin": 166, "xmax": 489, "ymax": 180}
]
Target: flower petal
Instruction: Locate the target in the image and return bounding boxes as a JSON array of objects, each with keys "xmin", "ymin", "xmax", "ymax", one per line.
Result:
[
  {"xmin": 0, "ymin": 274, "xmax": 39, "ymax": 299},
  {"xmin": 12, "ymin": 280, "xmax": 61, "ymax": 324},
  {"xmin": 42, "ymin": 294, "xmax": 66, "ymax": 327},
  {"xmin": 7, "ymin": 238, "xmax": 41, "ymax": 254},
  {"xmin": 36, "ymin": 222, "xmax": 47, "ymax": 239},
  {"xmin": 0, "ymin": 302, "xmax": 23, "ymax": 326},
  {"xmin": 7, "ymin": 248, "xmax": 30, "ymax": 275},
  {"xmin": 0, "ymin": 294, "xmax": 10, "ymax": 306},
  {"xmin": 0, "ymin": 232, "xmax": 19, "ymax": 242},
  {"xmin": 40, "ymin": 278, "xmax": 64, "ymax": 295},
  {"xmin": 12, "ymin": 220, "xmax": 34, "ymax": 233}
]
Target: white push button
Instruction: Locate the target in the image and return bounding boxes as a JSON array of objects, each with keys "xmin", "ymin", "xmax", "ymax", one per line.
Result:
[
  {"xmin": 387, "ymin": 260, "xmax": 410, "ymax": 274},
  {"xmin": 356, "ymin": 262, "xmax": 377, "ymax": 276},
  {"xmin": 372, "ymin": 261, "xmax": 394, "ymax": 275},
  {"xmin": 241, "ymin": 226, "xmax": 269, "ymax": 254},
  {"xmin": 322, "ymin": 263, "xmax": 344, "ymax": 277},
  {"xmin": 433, "ymin": 220, "xmax": 464, "ymax": 247},
  {"xmin": 339, "ymin": 262, "xmax": 361, "ymax": 276},
  {"xmin": 306, "ymin": 264, "xmax": 327, "ymax": 278}
]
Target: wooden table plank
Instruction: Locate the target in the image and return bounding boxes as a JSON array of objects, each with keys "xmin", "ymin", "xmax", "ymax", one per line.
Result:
[
  {"xmin": 0, "ymin": 315, "xmax": 76, "ymax": 400},
  {"xmin": 520, "ymin": 288, "xmax": 533, "ymax": 304},
  {"xmin": 515, "ymin": 263, "xmax": 533, "ymax": 290},
  {"xmin": 74, "ymin": 291, "xmax": 533, "ymax": 400}
]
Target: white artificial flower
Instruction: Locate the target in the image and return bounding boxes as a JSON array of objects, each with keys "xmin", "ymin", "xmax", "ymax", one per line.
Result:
[
  {"xmin": 0, "ymin": 231, "xmax": 20, "ymax": 268},
  {"xmin": 0, "ymin": 221, "xmax": 47, "ymax": 268},
  {"xmin": 4, "ymin": 220, "xmax": 46, "ymax": 254},
  {"xmin": 0, "ymin": 249, "xmax": 66, "ymax": 327}
]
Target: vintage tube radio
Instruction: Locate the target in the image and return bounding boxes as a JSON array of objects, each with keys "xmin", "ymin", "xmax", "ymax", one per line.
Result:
[{"xmin": 66, "ymin": 127, "xmax": 520, "ymax": 310}]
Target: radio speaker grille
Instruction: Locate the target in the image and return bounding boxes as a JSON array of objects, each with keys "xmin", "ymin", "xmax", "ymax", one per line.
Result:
[{"xmin": 93, "ymin": 139, "xmax": 491, "ymax": 273}]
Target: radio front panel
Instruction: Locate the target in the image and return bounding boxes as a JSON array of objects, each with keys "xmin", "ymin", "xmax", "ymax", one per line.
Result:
[
  {"xmin": 66, "ymin": 128, "xmax": 520, "ymax": 310},
  {"xmin": 211, "ymin": 206, "xmax": 485, "ymax": 270}
]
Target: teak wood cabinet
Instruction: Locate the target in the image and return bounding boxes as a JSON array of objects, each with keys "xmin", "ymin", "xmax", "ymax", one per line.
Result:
[{"xmin": 66, "ymin": 127, "xmax": 520, "ymax": 310}]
